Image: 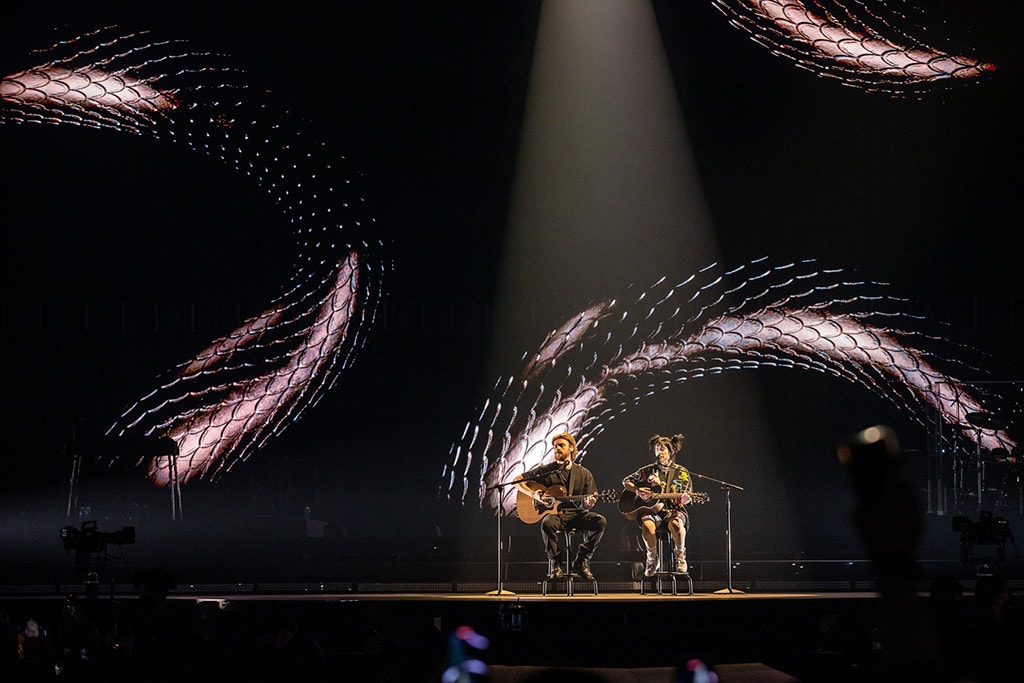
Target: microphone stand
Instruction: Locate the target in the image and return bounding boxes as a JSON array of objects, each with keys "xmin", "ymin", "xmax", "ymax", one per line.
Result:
[
  {"xmin": 485, "ymin": 478, "xmax": 526, "ymax": 596},
  {"xmin": 485, "ymin": 465, "xmax": 559, "ymax": 596},
  {"xmin": 692, "ymin": 471, "xmax": 745, "ymax": 594}
]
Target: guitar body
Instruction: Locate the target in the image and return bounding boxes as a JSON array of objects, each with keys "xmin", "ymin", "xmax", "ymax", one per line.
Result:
[
  {"xmin": 516, "ymin": 482, "xmax": 617, "ymax": 524},
  {"xmin": 516, "ymin": 483, "xmax": 569, "ymax": 524},
  {"xmin": 618, "ymin": 489, "xmax": 709, "ymax": 521},
  {"xmin": 618, "ymin": 490, "xmax": 663, "ymax": 521}
]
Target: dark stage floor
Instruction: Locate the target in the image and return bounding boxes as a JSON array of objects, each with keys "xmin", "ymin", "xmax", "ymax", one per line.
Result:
[
  {"xmin": 3, "ymin": 507, "xmax": 1023, "ymax": 681},
  {"xmin": 3, "ymin": 578, "xmax": 1023, "ymax": 682},
  {"xmin": 0, "ymin": 587, "xmax": 873, "ymax": 681}
]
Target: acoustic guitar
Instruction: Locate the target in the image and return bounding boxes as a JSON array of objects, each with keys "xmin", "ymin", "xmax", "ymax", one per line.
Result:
[
  {"xmin": 617, "ymin": 489, "xmax": 709, "ymax": 520},
  {"xmin": 516, "ymin": 482, "xmax": 617, "ymax": 524}
]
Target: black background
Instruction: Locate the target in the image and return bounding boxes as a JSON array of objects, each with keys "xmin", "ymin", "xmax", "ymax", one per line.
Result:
[{"xmin": 2, "ymin": 1, "xmax": 1022, "ymax": 582}]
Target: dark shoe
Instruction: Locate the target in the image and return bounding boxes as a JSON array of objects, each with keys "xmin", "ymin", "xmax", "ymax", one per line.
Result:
[
  {"xmin": 575, "ymin": 560, "xmax": 595, "ymax": 581},
  {"xmin": 548, "ymin": 564, "xmax": 565, "ymax": 579}
]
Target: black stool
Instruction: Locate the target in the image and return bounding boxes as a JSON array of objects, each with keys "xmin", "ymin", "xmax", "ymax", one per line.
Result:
[
  {"xmin": 639, "ymin": 529, "xmax": 693, "ymax": 596},
  {"xmin": 542, "ymin": 529, "xmax": 599, "ymax": 596}
]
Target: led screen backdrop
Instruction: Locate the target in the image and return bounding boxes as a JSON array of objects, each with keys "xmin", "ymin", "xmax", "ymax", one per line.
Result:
[{"xmin": 1, "ymin": 1, "xmax": 1021, "ymax": 582}]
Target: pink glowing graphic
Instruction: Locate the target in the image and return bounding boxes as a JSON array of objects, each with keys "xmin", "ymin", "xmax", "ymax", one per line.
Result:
[
  {"xmin": 137, "ymin": 254, "xmax": 362, "ymax": 484},
  {"xmin": 712, "ymin": 1, "xmax": 996, "ymax": 91},
  {"xmin": 2, "ymin": 28, "xmax": 383, "ymax": 484},
  {"xmin": 444, "ymin": 260, "xmax": 1016, "ymax": 514},
  {"xmin": 0, "ymin": 65, "xmax": 177, "ymax": 113}
]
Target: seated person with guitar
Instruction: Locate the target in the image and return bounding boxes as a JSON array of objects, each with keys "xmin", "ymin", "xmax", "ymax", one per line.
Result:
[
  {"xmin": 516, "ymin": 432, "xmax": 607, "ymax": 580},
  {"xmin": 620, "ymin": 433, "xmax": 705, "ymax": 576}
]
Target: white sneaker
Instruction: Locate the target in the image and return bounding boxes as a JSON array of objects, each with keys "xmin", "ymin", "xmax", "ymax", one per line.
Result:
[
  {"xmin": 674, "ymin": 549, "xmax": 688, "ymax": 573},
  {"xmin": 644, "ymin": 550, "xmax": 658, "ymax": 576}
]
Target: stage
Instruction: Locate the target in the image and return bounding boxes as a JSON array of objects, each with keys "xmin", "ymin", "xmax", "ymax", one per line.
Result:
[
  {"xmin": 3, "ymin": 508, "xmax": 1022, "ymax": 679},
  {"xmin": 4, "ymin": 559, "xmax": 1021, "ymax": 682},
  {"xmin": 0, "ymin": 583, "xmax": 876, "ymax": 681}
]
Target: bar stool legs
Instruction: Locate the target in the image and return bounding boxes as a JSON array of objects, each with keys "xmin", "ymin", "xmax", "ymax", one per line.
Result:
[
  {"xmin": 639, "ymin": 531, "xmax": 693, "ymax": 595},
  {"xmin": 542, "ymin": 529, "xmax": 598, "ymax": 596}
]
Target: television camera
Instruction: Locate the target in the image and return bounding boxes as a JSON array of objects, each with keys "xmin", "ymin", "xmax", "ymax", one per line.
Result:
[
  {"xmin": 951, "ymin": 510, "xmax": 1016, "ymax": 565},
  {"xmin": 60, "ymin": 520, "xmax": 136, "ymax": 576}
]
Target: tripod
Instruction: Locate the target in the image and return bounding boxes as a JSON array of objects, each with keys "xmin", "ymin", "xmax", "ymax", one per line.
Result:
[{"xmin": 693, "ymin": 471, "xmax": 745, "ymax": 594}]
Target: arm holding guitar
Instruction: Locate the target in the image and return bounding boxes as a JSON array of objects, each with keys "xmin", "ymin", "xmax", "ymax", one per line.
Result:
[
  {"xmin": 621, "ymin": 478, "xmax": 653, "ymax": 502},
  {"xmin": 517, "ymin": 481, "xmax": 554, "ymax": 508},
  {"xmin": 633, "ymin": 486, "xmax": 654, "ymax": 502}
]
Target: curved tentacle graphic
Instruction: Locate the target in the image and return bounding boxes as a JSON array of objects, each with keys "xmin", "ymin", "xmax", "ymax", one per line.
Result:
[
  {"xmin": 2, "ymin": 28, "xmax": 384, "ymax": 484},
  {"xmin": 711, "ymin": 0, "xmax": 997, "ymax": 93},
  {"xmin": 443, "ymin": 259, "xmax": 1015, "ymax": 514}
]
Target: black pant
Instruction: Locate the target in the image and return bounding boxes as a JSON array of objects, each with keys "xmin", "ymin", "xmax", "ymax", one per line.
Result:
[{"xmin": 541, "ymin": 510, "xmax": 607, "ymax": 564}]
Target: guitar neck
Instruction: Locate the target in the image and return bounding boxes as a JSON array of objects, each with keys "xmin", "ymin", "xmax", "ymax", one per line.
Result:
[{"xmin": 634, "ymin": 490, "xmax": 708, "ymax": 503}]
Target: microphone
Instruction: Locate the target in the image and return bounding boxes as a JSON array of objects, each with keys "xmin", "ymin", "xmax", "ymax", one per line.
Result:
[
  {"xmin": 517, "ymin": 461, "xmax": 561, "ymax": 482},
  {"xmin": 533, "ymin": 461, "xmax": 562, "ymax": 475}
]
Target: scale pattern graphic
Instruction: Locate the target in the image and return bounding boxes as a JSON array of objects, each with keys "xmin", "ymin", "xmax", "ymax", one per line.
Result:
[
  {"xmin": 711, "ymin": 0, "xmax": 997, "ymax": 92},
  {"xmin": 1, "ymin": 28, "xmax": 384, "ymax": 484},
  {"xmin": 0, "ymin": 10, "xmax": 1006, "ymax": 492},
  {"xmin": 443, "ymin": 260, "xmax": 1015, "ymax": 514}
]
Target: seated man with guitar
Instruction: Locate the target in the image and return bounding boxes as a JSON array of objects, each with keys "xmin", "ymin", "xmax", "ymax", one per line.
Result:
[
  {"xmin": 620, "ymin": 433, "xmax": 707, "ymax": 576},
  {"xmin": 515, "ymin": 432, "xmax": 608, "ymax": 580}
]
